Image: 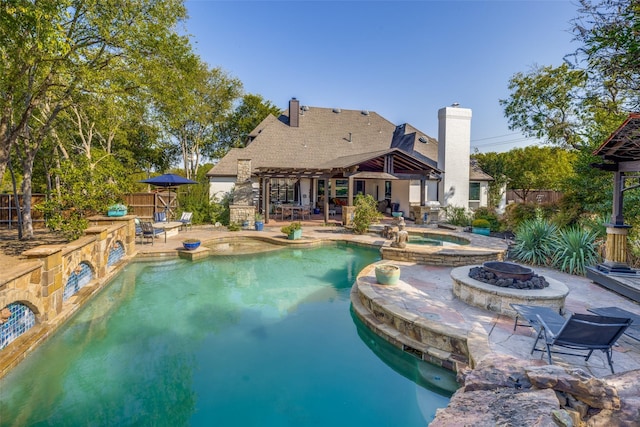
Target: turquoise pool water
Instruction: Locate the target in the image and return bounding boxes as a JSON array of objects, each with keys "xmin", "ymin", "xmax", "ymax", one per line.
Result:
[
  {"xmin": 408, "ymin": 232, "xmax": 469, "ymax": 246},
  {"xmin": 0, "ymin": 244, "xmax": 455, "ymax": 426}
]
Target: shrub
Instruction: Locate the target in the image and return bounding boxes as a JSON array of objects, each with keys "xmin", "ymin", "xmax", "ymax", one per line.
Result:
[
  {"xmin": 472, "ymin": 207, "xmax": 500, "ymax": 230},
  {"xmin": 352, "ymin": 194, "xmax": 382, "ymax": 234},
  {"xmin": 227, "ymin": 222, "xmax": 241, "ymax": 231},
  {"xmin": 511, "ymin": 218, "xmax": 557, "ymax": 266},
  {"xmin": 281, "ymin": 222, "xmax": 302, "ymax": 235},
  {"xmin": 471, "ymin": 218, "xmax": 491, "ymax": 228},
  {"xmin": 442, "ymin": 205, "xmax": 471, "ymax": 227},
  {"xmin": 551, "ymin": 227, "xmax": 600, "ymax": 275}
]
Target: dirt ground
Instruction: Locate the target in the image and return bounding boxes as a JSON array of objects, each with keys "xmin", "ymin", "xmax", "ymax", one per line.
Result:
[{"xmin": 0, "ymin": 228, "xmax": 69, "ymax": 266}]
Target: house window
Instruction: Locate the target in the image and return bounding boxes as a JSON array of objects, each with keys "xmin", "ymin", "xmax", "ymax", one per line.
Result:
[
  {"xmin": 355, "ymin": 180, "xmax": 365, "ymax": 195},
  {"xmin": 384, "ymin": 181, "xmax": 392, "ymax": 199},
  {"xmin": 335, "ymin": 180, "xmax": 348, "ymax": 197},
  {"xmin": 469, "ymin": 182, "xmax": 481, "ymax": 201},
  {"xmin": 270, "ymin": 178, "xmax": 296, "ymax": 203}
]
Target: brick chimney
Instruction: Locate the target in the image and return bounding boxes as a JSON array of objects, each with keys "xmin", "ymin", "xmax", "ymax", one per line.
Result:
[{"xmin": 289, "ymin": 98, "xmax": 300, "ymax": 127}]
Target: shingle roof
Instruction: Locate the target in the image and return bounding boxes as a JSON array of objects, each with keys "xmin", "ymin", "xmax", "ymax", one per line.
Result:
[
  {"xmin": 593, "ymin": 113, "xmax": 640, "ymax": 162},
  {"xmin": 206, "ymin": 103, "xmax": 485, "ymax": 180}
]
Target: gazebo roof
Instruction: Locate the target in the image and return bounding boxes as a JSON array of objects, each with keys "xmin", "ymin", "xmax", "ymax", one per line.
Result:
[{"xmin": 593, "ymin": 113, "xmax": 640, "ymax": 162}]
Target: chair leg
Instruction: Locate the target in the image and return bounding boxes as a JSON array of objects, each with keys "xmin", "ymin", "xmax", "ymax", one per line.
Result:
[
  {"xmin": 606, "ymin": 349, "xmax": 615, "ymax": 374},
  {"xmin": 545, "ymin": 344, "xmax": 553, "ymax": 364}
]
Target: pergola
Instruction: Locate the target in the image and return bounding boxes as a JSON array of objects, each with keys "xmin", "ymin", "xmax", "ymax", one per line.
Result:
[
  {"xmin": 589, "ymin": 113, "xmax": 640, "ymax": 301},
  {"xmin": 254, "ymin": 148, "xmax": 442, "ymax": 224}
]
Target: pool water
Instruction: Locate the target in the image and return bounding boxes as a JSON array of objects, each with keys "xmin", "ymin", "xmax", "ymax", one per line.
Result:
[
  {"xmin": 408, "ymin": 233, "xmax": 469, "ymax": 246},
  {"xmin": 0, "ymin": 244, "xmax": 454, "ymax": 426}
]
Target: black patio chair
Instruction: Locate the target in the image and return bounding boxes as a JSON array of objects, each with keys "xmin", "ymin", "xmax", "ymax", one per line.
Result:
[
  {"xmin": 140, "ymin": 221, "xmax": 165, "ymax": 245},
  {"xmin": 533, "ymin": 312, "xmax": 633, "ymax": 373}
]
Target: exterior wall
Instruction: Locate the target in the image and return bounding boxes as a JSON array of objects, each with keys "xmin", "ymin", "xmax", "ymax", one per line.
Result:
[
  {"xmin": 438, "ymin": 106, "xmax": 472, "ymax": 209},
  {"xmin": 391, "ymin": 179, "xmax": 411, "ymax": 214},
  {"xmin": 209, "ymin": 177, "xmax": 235, "ymax": 202}
]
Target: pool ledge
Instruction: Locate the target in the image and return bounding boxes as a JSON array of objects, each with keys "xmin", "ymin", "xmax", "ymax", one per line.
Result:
[{"xmin": 351, "ymin": 262, "xmax": 491, "ymax": 373}]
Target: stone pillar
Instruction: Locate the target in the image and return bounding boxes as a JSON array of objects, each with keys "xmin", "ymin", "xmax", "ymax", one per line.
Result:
[
  {"xmin": 23, "ymin": 246, "xmax": 63, "ymax": 320},
  {"xmin": 342, "ymin": 205, "xmax": 356, "ymax": 226}
]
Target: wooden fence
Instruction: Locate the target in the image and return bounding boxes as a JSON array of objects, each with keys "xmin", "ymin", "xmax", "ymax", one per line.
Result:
[
  {"xmin": 506, "ymin": 190, "xmax": 563, "ymax": 204},
  {"xmin": 1, "ymin": 191, "xmax": 180, "ymax": 229},
  {"xmin": 0, "ymin": 194, "xmax": 46, "ymax": 229}
]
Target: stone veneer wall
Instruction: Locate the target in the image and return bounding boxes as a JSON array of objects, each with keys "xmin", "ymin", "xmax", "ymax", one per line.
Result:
[
  {"xmin": 0, "ymin": 216, "xmax": 136, "ymax": 377},
  {"xmin": 229, "ymin": 205, "xmax": 256, "ymax": 228},
  {"xmin": 381, "ymin": 246, "xmax": 504, "ymax": 266}
]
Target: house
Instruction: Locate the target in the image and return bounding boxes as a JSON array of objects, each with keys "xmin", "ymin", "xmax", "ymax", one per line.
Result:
[{"xmin": 206, "ymin": 98, "xmax": 493, "ymax": 224}]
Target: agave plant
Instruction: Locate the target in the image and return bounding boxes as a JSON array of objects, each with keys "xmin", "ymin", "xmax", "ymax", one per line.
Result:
[
  {"xmin": 551, "ymin": 227, "xmax": 601, "ymax": 276},
  {"xmin": 511, "ymin": 218, "xmax": 557, "ymax": 266}
]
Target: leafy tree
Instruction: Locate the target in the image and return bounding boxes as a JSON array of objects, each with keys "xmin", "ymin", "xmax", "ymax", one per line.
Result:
[
  {"xmin": 504, "ymin": 146, "xmax": 576, "ymax": 202},
  {"xmin": 153, "ymin": 56, "xmax": 242, "ymax": 180},
  {"xmin": 210, "ymin": 94, "xmax": 281, "ymax": 158},
  {"xmin": 0, "ymin": 0, "xmax": 192, "ymax": 238},
  {"xmin": 500, "ymin": 64, "xmax": 590, "ymax": 149},
  {"xmin": 472, "ymin": 151, "xmax": 508, "ymax": 209},
  {"xmin": 571, "ymin": 0, "xmax": 640, "ymax": 109},
  {"xmin": 37, "ymin": 157, "xmax": 132, "ymax": 240}
]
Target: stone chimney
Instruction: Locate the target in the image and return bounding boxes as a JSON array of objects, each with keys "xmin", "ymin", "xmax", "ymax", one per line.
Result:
[
  {"xmin": 437, "ymin": 105, "xmax": 472, "ymax": 209},
  {"xmin": 289, "ymin": 98, "xmax": 300, "ymax": 127}
]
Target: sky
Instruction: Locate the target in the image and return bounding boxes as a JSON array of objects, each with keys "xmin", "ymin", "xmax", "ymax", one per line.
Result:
[{"xmin": 184, "ymin": 0, "xmax": 579, "ymax": 153}]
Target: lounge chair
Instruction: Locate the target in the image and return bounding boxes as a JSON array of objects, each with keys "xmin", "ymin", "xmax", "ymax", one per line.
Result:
[
  {"xmin": 588, "ymin": 306, "xmax": 640, "ymax": 342},
  {"xmin": 178, "ymin": 211, "xmax": 193, "ymax": 231},
  {"xmin": 533, "ymin": 312, "xmax": 632, "ymax": 373},
  {"xmin": 511, "ymin": 303, "xmax": 566, "ymax": 333},
  {"xmin": 154, "ymin": 211, "xmax": 167, "ymax": 223},
  {"xmin": 140, "ymin": 221, "xmax": 165, "ymax": 245}
]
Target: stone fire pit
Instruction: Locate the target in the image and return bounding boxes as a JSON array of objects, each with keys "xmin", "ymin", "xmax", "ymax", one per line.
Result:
[
  {"xmin": 469, "ymin": 261, "xmax": 549, "ymax": 290},
  {"xmin": 451, "ymin": 265, "xmax": 569, "ymax": 317}
]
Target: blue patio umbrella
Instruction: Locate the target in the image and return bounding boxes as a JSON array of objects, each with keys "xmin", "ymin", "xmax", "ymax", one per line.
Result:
[{"xmin": 140, "ymin": 173, "xmax": 197, "ymax": 217}]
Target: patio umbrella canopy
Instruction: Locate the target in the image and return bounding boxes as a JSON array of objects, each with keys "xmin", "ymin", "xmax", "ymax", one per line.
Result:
[{"xmin": 139, "ymin": 173, "xmax": 197, "ymax": 218}]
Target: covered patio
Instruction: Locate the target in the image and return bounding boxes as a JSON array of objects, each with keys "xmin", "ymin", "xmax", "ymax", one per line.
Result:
[{"xmin": 255, "ymin": 148, "xmax": 442, "ymax": 225}]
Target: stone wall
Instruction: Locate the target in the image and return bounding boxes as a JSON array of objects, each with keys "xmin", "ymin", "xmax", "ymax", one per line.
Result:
[
  {"xmin": 431, "ymin": 354, "xmax": 640, "ymax": 426},
  {"xmin": 229, "ymin": 205, "xmax": 256, "ymax": 228},
  {"xmin": 0, "ymin": 217, "xmax": 136, "ymax": 377}
]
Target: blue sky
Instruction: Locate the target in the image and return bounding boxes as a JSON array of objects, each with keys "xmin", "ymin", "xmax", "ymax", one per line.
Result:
[{"xmin": 185, "ymin": 0, "xmax": 579, "ymax": 153}]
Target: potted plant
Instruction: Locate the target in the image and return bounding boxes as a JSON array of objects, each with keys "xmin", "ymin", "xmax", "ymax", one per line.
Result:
[
  {"xmin": 255, "ymin": 213, "xmax": 264, "ymax": 231},
  {"xmin": 182, "ymin": 238, "xmax": 201, "ymax": 250},
  {"xmin": 281, "ymin": 222, "xmax": 302, "ymax": 240},
  {"xmin": 107, "ymin": 203, "xmax": 128, "ymax": 217},
  {"xmin": 375, "ymin": 264, "xmax": 400, "ymax": 285},
  {"xmin": 471, "ymin": 219, "xmax": 491, "ymax": 236}
]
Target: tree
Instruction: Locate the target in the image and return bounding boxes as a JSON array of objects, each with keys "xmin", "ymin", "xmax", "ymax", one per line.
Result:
[
  {"xmin": 0, "ymin": 0, "xmax": 191, "ymax": 238},
  {"xmin": 504, "ymin": 146, "xmax": 575, "ymax": 202},
  {"xmin": 471, "ymin": 151, "xmax": 509, "ymax": 209},
  {"xmin": 153, "ymin": 56, "xmax": 242, "ymax": 179},
  {"xmin": 571, "ymin": 0, "xmax": 640, "ymax": 108},
  {"xmin": 211, "ymin": 94, "xmax": 281, "ymax": 158},
  {"xmin": 500, "ymin": 64, "xmax": 591, "ymax": 149}
]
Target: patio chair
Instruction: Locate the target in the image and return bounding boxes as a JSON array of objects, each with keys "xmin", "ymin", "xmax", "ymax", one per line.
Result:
[
  {"xmin": 134, "ymin": 218, "xmax": 143, "ymax": 244},
  {"xmin": 533, "ymin": 312, "xmax": 633, "ymax": 373},
  {"xmin": 140, "ymin": 221, "xmax": 165, "ymax": 245},
  {"xmin": 298, "ymin": 205, "xmax": 311, "ymax": 220},
  {"xmin": 154, "ymin": 211, "xmax": 167, "ymax": 223},
  {"xmin": 178, "ymin": 211, "xmax": 193, "ymax": 231}
]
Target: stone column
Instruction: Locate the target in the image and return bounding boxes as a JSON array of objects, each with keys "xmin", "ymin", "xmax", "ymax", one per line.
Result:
[{"xmin": 24, "ymin": 246, "xmax": 63, "ymax": 320}]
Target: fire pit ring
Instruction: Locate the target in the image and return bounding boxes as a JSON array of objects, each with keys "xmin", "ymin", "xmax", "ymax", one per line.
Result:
[{"xmin": 482, "ymin": 261, "xmax": 533, "ymax": 282}]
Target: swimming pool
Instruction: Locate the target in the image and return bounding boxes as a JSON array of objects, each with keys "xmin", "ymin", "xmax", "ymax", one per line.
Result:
[{"xmin": 0, "ymin": 244, "xmax": 454, "ymax": 426}]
